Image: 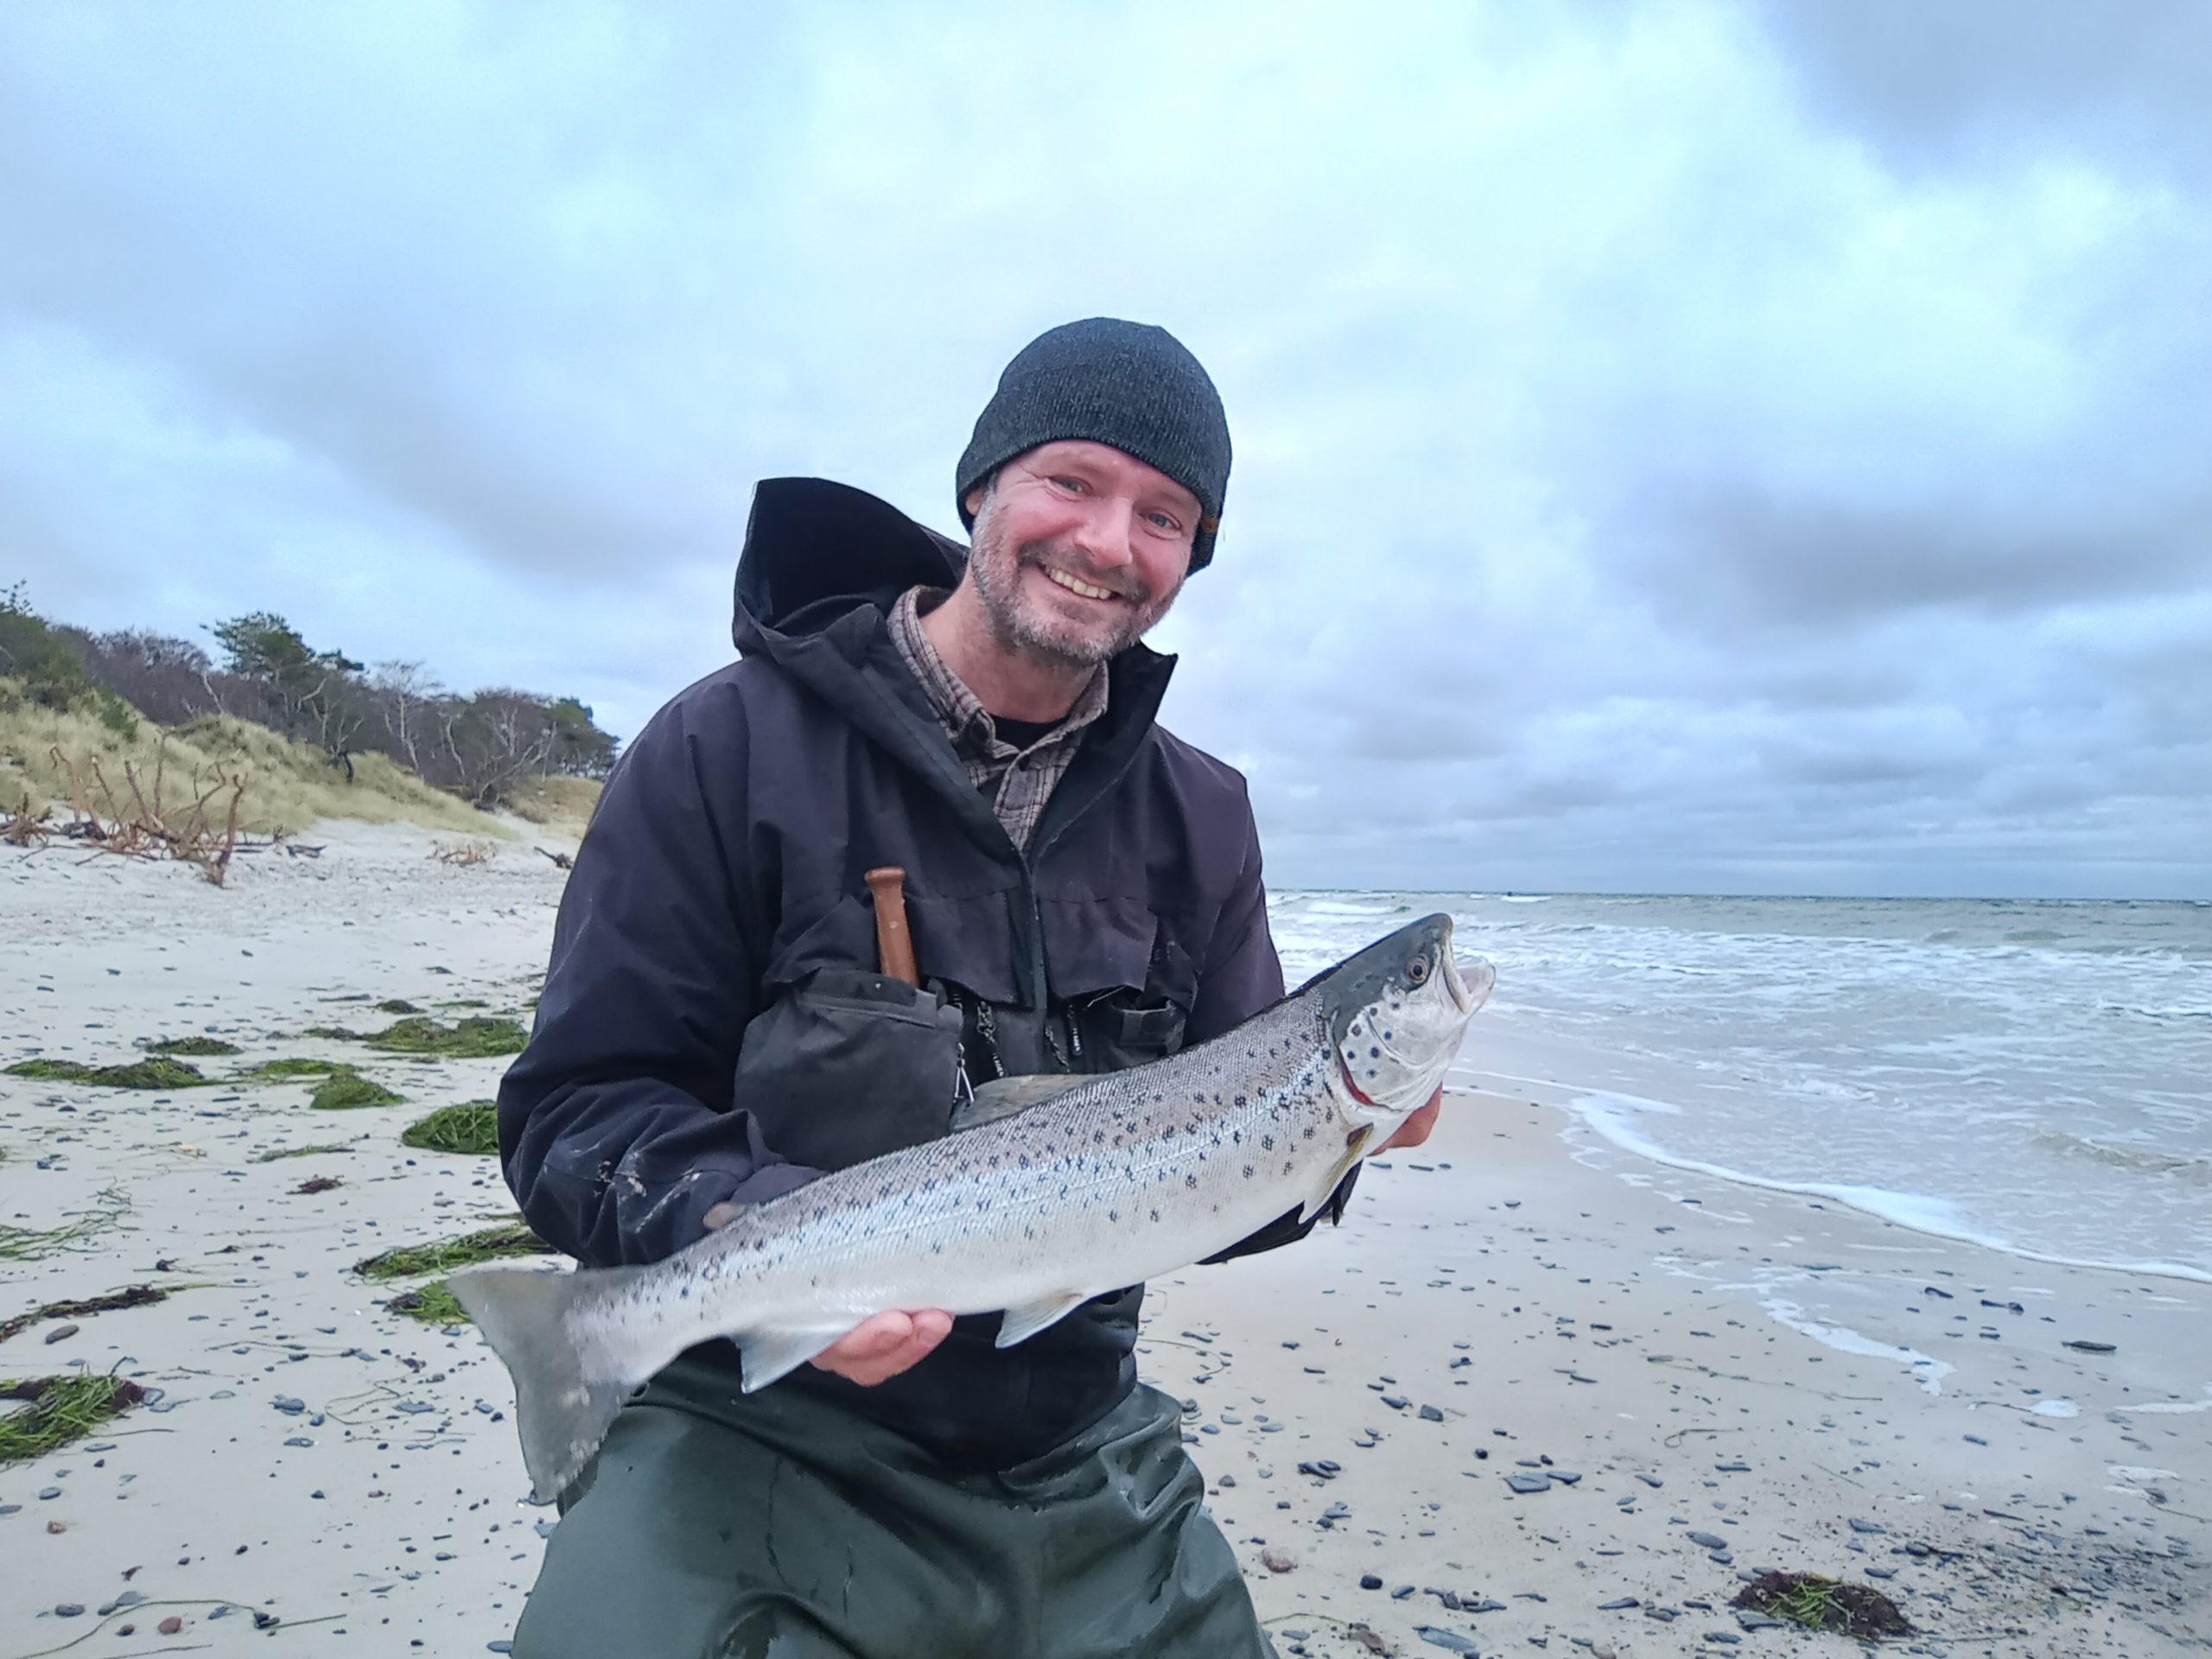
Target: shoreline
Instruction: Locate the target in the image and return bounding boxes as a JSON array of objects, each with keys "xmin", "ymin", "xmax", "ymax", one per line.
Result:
[{"xmin": 3, "ymin": 830, "xmax": 2205, "ymax": 1656}]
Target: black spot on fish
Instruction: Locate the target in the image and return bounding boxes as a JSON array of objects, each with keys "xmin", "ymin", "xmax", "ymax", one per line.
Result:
[
  {"xmin": 1243, "ymin": 1164, "xmax": 1254, "ymax": 1178},
  {"xmin": 1149, "ymin": 1208, "xmax": 1160, "ymax": 1222},
  {"xmin": 1185, "ymin": 1174, "xmax": 1198, "ymax": 1188},
  {"xmin": 1262, "ymin": 1135, "xmax": 1274, "ymax": 1151}
]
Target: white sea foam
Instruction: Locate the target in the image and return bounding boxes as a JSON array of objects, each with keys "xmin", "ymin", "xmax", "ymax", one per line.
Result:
[{"xmin": 1758, "ymin": 1294, "xmax": 1952, "ymax": 1394}]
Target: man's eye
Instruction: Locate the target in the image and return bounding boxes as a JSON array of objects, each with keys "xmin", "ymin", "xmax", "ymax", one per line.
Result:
[
  {"xmin": 1144, "ymin": 511, "xmax": 1179, "ymax": 531},
  {"xmin": 1050, "ymin": 475, "xmax": 1084, "ymax": 493}
]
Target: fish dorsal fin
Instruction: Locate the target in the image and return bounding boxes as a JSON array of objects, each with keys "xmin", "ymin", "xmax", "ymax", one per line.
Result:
[
  {"xmin": 995, "ymin": 1292, "xmax": 1090, "ymax": 1348},
  {"xmin": 950, "ymin": 1073, "xmax": 1084, "ymax": 1133}
]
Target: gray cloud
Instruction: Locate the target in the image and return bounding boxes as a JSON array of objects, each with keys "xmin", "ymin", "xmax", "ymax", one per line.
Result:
[{"xmin": 2, "ymin": 0, "xmax": 2206, "ymax": 897}]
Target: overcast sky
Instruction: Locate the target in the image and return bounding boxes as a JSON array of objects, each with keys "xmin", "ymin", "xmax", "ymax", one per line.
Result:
[{"xmin": 5, "ymin": 1, "xmax": 2207, "ymax": 899}]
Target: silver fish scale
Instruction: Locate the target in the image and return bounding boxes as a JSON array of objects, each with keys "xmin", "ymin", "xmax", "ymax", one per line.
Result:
[{"xmin": 570, "ymin": 992, "xmax": 1351, "ymax": 1371}]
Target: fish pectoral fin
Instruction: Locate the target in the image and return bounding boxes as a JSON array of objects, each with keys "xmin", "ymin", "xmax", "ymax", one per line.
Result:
[
  {"xmin": 1297, "ymin": 1124, "xmax": 1376, "ymax": 1223},
  {"xmin": 951, "ymin": 1073, "xmax": 1085, "ymax": 1134},
  {"xmin": 735, "ymin": 1325, "xmax": 855, "ymax": 1393},
  {"xmin": 995, "ymin": 1292, "xmax": 1090, "ymax": 1348}
]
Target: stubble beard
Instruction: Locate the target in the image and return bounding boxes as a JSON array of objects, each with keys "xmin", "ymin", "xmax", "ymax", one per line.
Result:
[{"xmin": 967, "ymin": 517, "xmax": 1179, "ymax": 672}]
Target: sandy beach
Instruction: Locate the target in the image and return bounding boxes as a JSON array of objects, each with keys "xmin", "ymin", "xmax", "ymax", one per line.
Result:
[{"xmin": 3, "ymin": 829, "xmax": 2204, "ymax": 1657}]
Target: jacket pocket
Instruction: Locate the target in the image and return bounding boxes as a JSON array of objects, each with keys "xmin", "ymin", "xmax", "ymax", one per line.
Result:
[
  {"xmin": 1065, "ymin": 931, "xmax": 1197, "ymax": 1073},
  {"xmin": 731, "ymin": 965, "xmax": 967, "ymax": 1172}
]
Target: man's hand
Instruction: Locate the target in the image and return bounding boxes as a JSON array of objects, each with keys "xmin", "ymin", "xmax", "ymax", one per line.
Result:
[
  {"xmin": 1376, "ymin": 1086, "xmax": 1444, "ymax": 1153},
  {"xmin": 809, "ymin": 1309, "xmax": 955, "ymax": 1387},
  {"xmin": 706, "ymin": 1200, "xmax": 954, "ymax": 1387}
]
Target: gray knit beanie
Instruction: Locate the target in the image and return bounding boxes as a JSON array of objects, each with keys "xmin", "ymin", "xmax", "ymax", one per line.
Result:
[{"xmin": 957, "ymin": 318, "xmax": 1231, "ymax": 572}]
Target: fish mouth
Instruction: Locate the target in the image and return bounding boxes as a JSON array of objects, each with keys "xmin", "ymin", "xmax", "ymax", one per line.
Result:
[{"xmin": 1444, "ymin": 953, "xmax": 1494, "ymax": 1015}]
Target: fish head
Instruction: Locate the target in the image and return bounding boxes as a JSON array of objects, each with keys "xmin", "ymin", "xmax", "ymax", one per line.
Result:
[{"xmin": 1321, "ymin": 912, "xmax": 1495, "ymax": 1135}]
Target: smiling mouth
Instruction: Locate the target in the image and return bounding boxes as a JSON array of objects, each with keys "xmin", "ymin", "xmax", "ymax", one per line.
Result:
[{"xmin": 1038, "ymin": 565, "xmax": 1122, "ymax": 603}]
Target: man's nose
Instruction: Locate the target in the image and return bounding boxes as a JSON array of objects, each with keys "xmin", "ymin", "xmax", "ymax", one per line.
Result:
[{"xmin": 1069, "ymin": 495, "xmax": 1137, "ymax": 569}]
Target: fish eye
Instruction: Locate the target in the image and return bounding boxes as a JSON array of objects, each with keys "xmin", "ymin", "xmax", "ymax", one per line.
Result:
[{"xmin": 1406, "ymin": 956, "xmax": 1430, "ymax": 985}]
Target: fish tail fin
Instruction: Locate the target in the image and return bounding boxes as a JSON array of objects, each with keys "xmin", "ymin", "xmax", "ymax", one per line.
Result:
[{"xmin": 446, "ymin": 1263, "xmax": 645, "ymax": 1505}]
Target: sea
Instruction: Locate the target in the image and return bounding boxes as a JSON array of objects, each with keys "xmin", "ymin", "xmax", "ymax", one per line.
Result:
[{"xmin": 1268, "ymin": 891, "xmax": 2212, "ymax": 1285}]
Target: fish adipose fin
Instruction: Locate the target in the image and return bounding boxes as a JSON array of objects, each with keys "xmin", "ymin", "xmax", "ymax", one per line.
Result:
[
  {"xmin": 446, "ymin": 1263, "xmax": 646, "ymax": 1506},
  {"xmin": 995, "ymin": 1292, "xmax": 1090, "ymax": 1348},
  {"xmin": 951, "ymin": 1073, "xmax": 1084, "ymax": 1133},
  {"xmin": 735, "ymin": 1325, "xmax": 855, "ymax": 1392},
  {"xmin": 1299, "ymin": 1124, "xmax": 1376, "ymax": 1223}
]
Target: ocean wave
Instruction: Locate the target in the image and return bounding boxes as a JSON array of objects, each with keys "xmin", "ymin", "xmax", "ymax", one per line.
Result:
[
  {"xmin": 2030, "ymin": 1129, "xmax": 2212, "ymax": 1182},
  {"xmin": 1566, "ymin": 1093, "xmax": 2212, "ymax": 1285}
]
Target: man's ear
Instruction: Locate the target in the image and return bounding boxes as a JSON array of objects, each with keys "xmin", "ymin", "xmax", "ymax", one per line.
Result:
[{"xmin": 963, "ymin": 484, "xmax": 986, "ymax": 519}]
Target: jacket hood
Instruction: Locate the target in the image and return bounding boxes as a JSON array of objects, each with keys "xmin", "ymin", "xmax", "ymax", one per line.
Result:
[{"xmin": 734, "ymin": 477, "xmax": 969, "ymax": 651}]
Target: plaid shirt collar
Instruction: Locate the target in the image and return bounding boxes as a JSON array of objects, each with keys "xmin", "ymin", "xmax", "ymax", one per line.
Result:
[{"xmin": 888, "ymin": 586, "xmax": 1109, "ymax": 848}]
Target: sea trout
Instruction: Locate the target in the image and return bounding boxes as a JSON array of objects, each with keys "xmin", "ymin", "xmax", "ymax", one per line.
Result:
[{"xmin": 450, "ymin": 912, "xmax": 1493, "ymax": 1501}]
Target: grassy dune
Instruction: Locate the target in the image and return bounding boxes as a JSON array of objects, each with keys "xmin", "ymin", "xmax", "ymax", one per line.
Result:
[{"xmin": 0, "ymin": 683, "xmax": 596, "ymax": 838}]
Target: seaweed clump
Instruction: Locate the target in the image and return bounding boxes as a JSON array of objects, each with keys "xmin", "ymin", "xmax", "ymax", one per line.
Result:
[
  {"xmin": 1734, "ymin": 1573, "xmax": 1912, "ymax": 1637},
  {"xmin": 355, "ymin": 1224, "xmax": 552, "ymax": 1280},
  {"xmin": 400, "ymin": 1100, "xmax": 499, "ymax": 1154},
  {"xmin": 5, "ymin": 1057, "xmax": 213, "ymax": 1090},
  {"xmin": 238, "ymin": 1057, "xmax": 354, "ymax": 1081},
  {"xmin": 310, "ymin": 1072, "xmax": 404, "ymax": 1110},
  {"xmin": 0, "ymin": 1285, "xmax": 172, "ymax": 1344},
  {"xmin": 365, "ymin": 1015, "xmax": 527, "ymax": 1058},
  {"xmin": 143, "ymin": 1035, "xmax": 241, "ymax": 1057},
  {"xmin": 0, "ymin": 1375, "xmax": 149, "ymax": 1466},
  {"xmin": 386, "ymin": 1282, "xmax": 469, "ymax": 1325}
]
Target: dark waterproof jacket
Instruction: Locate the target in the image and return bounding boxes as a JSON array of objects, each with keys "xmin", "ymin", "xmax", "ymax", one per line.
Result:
[{"xmin": 499, "ymin": 477, "xmax": 1341, "ymax": 1467}]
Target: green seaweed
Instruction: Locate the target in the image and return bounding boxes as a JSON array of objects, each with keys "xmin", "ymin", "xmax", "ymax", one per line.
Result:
[
  {"xmin": 0, "ymin": 1285, "xmax": 172, "ymax": 1344},
  {"xmin": 310, "ymin": 1073, "xmax": 404, "ymax": 1110},
  {"xmin": 363, "ymin": 1015, "xmax": 528, "ymax": 1058},
  {"xmin": 0, "ymin": 1374, "xmax": 148, "ymax": 1465},
  {"xmin": 5, "ymin": 1057, "xmax": 213, "ymax": 1090},
  {"xmin": 376, "ymin": 999, "xmax": 422, "ymax": 1014},
  {"xmin": 143, "ymin": 1036, "xmax": 241, "ymax": 1057},
  {"xmin": 385, "ymin": 1283, "xmax": 470, "ymax": 1325},
  {"xmin": 400, "ymin": 1101, "xmax": 499, "ymax": 1154},
  {"xmin": 251, "ymin": 1141, "xmax": 362, "ymax": 1161},
  {"xmin": 301, "ymin": 1025, "xmax": 364, "ymax": 1040},
  {"xmin": 1734, "ymin": 1573, "xmax": 1911, "ymax": 1637},
  {"xmin": 355, "ymin": 1224, "xmax": 550, "ymax": 1280},
  {"xmin": 238, "ymin": 1057, "xmax": 355, "ymax": 1081}
]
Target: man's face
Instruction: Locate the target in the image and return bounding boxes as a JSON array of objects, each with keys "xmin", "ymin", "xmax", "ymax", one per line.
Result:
[{"xmin": 962, "ymin": 440, "xmax": 1199, "ymax": 671}]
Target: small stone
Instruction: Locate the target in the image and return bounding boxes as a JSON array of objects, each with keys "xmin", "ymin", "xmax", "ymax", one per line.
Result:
[
  {"xmin": 1362, "ymin": 1573, "xmax": 1384, "ymax": 1590},
  {"xmin": 1636, "ymin": 1473, "xmax": 1663, "ymax": 1488},
  {"xmin": 159, "ymin": 1618, "xmax": 184, "ymax": 1635},
  {"xmin": 1599, "ymin": 1597, "xmax": 1640, "ymax": 1611},
  {"xmin": 47, "ymin": 1520, "xmax": 67, "ymax": 1535},
  {"xmin": 1392, "ymin": 1584, "xmax": 1415, "ymax": 1599},
  {"xmin": 1414, "ymin": 1629, "xmax": 1479, "ymax": 1653},
  {"xmin": 54, "ymin": 1605, "xmax": 84, "ymax": 1618},
  {"xmin": 43, "ymin": 1323, "xmax": 79, "ymax": 1344},
  {"xmin": 1848, "ymin": 1516, "xmax": 1886, "ymax": 1535},
  {"xmin": 1688, "ymin": 1531, "xmax": 1728, "ymax": 1550},
  {"xmin": 1505, "ymin": 1472, "xmax": 1550, "ymax": 1493},
  {"xmin": 38, "ymin": 1488, "xmax": 61, "ymax": 1501},
  {"xmin": 2063, "ymin": 1339, "xmax": 2116, "ymax": 1353},
  {"xmin": 1419, "ymin": 1404, "xmax": 1445, "ymax": 1422},
  {"xmin": 1262, "ymin": 1548, "xmax": 1295, "ymax": 1573}
]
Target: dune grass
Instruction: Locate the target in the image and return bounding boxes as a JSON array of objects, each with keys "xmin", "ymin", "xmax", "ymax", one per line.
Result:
[
  {"xmin": 503, "ymin": 773, "xmax": 601, "ymax": 838},
  {"xmin": 400, "ymin": 1100, "xmax": 499, "ymax": 1154},
  {"xmin": 0, "ymin": 691, "xmax": 512, "ymax": 837},
  {"xmin": 355, "ymin": 1224, "xmax": 550, "ymax": 1280},
  {"xmin": 0, "ymin": 1375, "xmax": 148, "ymax": 1466}
]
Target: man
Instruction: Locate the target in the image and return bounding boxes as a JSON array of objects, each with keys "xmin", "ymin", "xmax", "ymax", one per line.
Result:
[{"xmin": 496, "ymin": 318, "xmax": 1438, "ymax": 1656}]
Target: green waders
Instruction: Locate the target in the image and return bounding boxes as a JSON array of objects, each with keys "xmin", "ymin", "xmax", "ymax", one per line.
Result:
[{"xmin": 509, "ymin": 1357, "xmax": 1274, "ymax": 1659}]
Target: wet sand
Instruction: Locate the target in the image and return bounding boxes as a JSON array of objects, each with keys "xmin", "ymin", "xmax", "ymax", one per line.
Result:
[{"xmin": 3, "ymin": 830, "xmax": 2204, "ymax": 1656}]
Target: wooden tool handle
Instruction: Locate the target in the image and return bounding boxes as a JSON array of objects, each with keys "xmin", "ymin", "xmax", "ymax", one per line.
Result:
[{"xmin": 864, "ymin": 866, "xmax": 919, "ymax": 986}]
